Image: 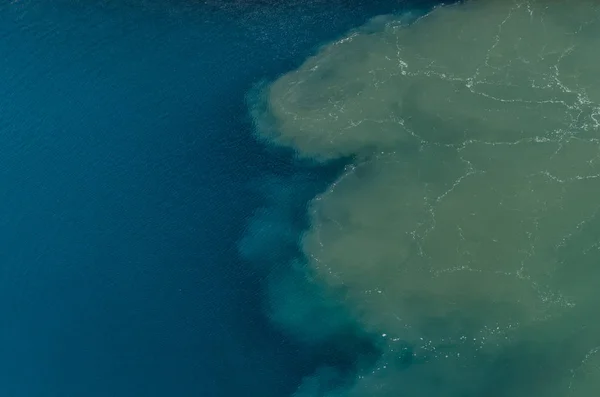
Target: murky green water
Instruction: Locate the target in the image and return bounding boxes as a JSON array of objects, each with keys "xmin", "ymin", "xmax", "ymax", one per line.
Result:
[{"xmin": 254, "ymin": 1, "xmax": 600, "ymax": 395}]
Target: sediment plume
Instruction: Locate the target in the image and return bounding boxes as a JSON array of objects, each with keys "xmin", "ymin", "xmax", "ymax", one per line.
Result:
[{"xmin": 249, "ymin": 1, "xmax": 600, "ymax": 395}]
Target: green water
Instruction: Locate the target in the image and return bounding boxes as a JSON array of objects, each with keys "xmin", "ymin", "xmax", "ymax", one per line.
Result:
[{"xmin": 254, "ymin": 1, "xmax": 600, "ymax": 395}]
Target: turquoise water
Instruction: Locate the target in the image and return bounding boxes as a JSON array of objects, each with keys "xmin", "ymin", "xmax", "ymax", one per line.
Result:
[{"xmin": 0, "ymin": 1, "xmax": 444, "ymax": 396}]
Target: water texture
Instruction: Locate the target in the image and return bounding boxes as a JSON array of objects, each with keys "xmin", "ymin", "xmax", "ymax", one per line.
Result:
[
  {"xmin": 1, "ymin": 1, "xmax": 440, "ymax": 396},
  {"xmin": 251, "ymin": 1, "xmax": 600, "ymax": 396}
]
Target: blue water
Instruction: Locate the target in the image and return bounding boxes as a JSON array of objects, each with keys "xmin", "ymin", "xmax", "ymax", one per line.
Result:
[{"xmin": 0, "ymin": 1, "xmax": 440, "ymax": 396}]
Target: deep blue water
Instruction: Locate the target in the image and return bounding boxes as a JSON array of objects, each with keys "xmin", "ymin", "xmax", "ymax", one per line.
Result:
[{"xmin": 0, "ymin": 1, "xmax": 440, "ymax": 396}]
